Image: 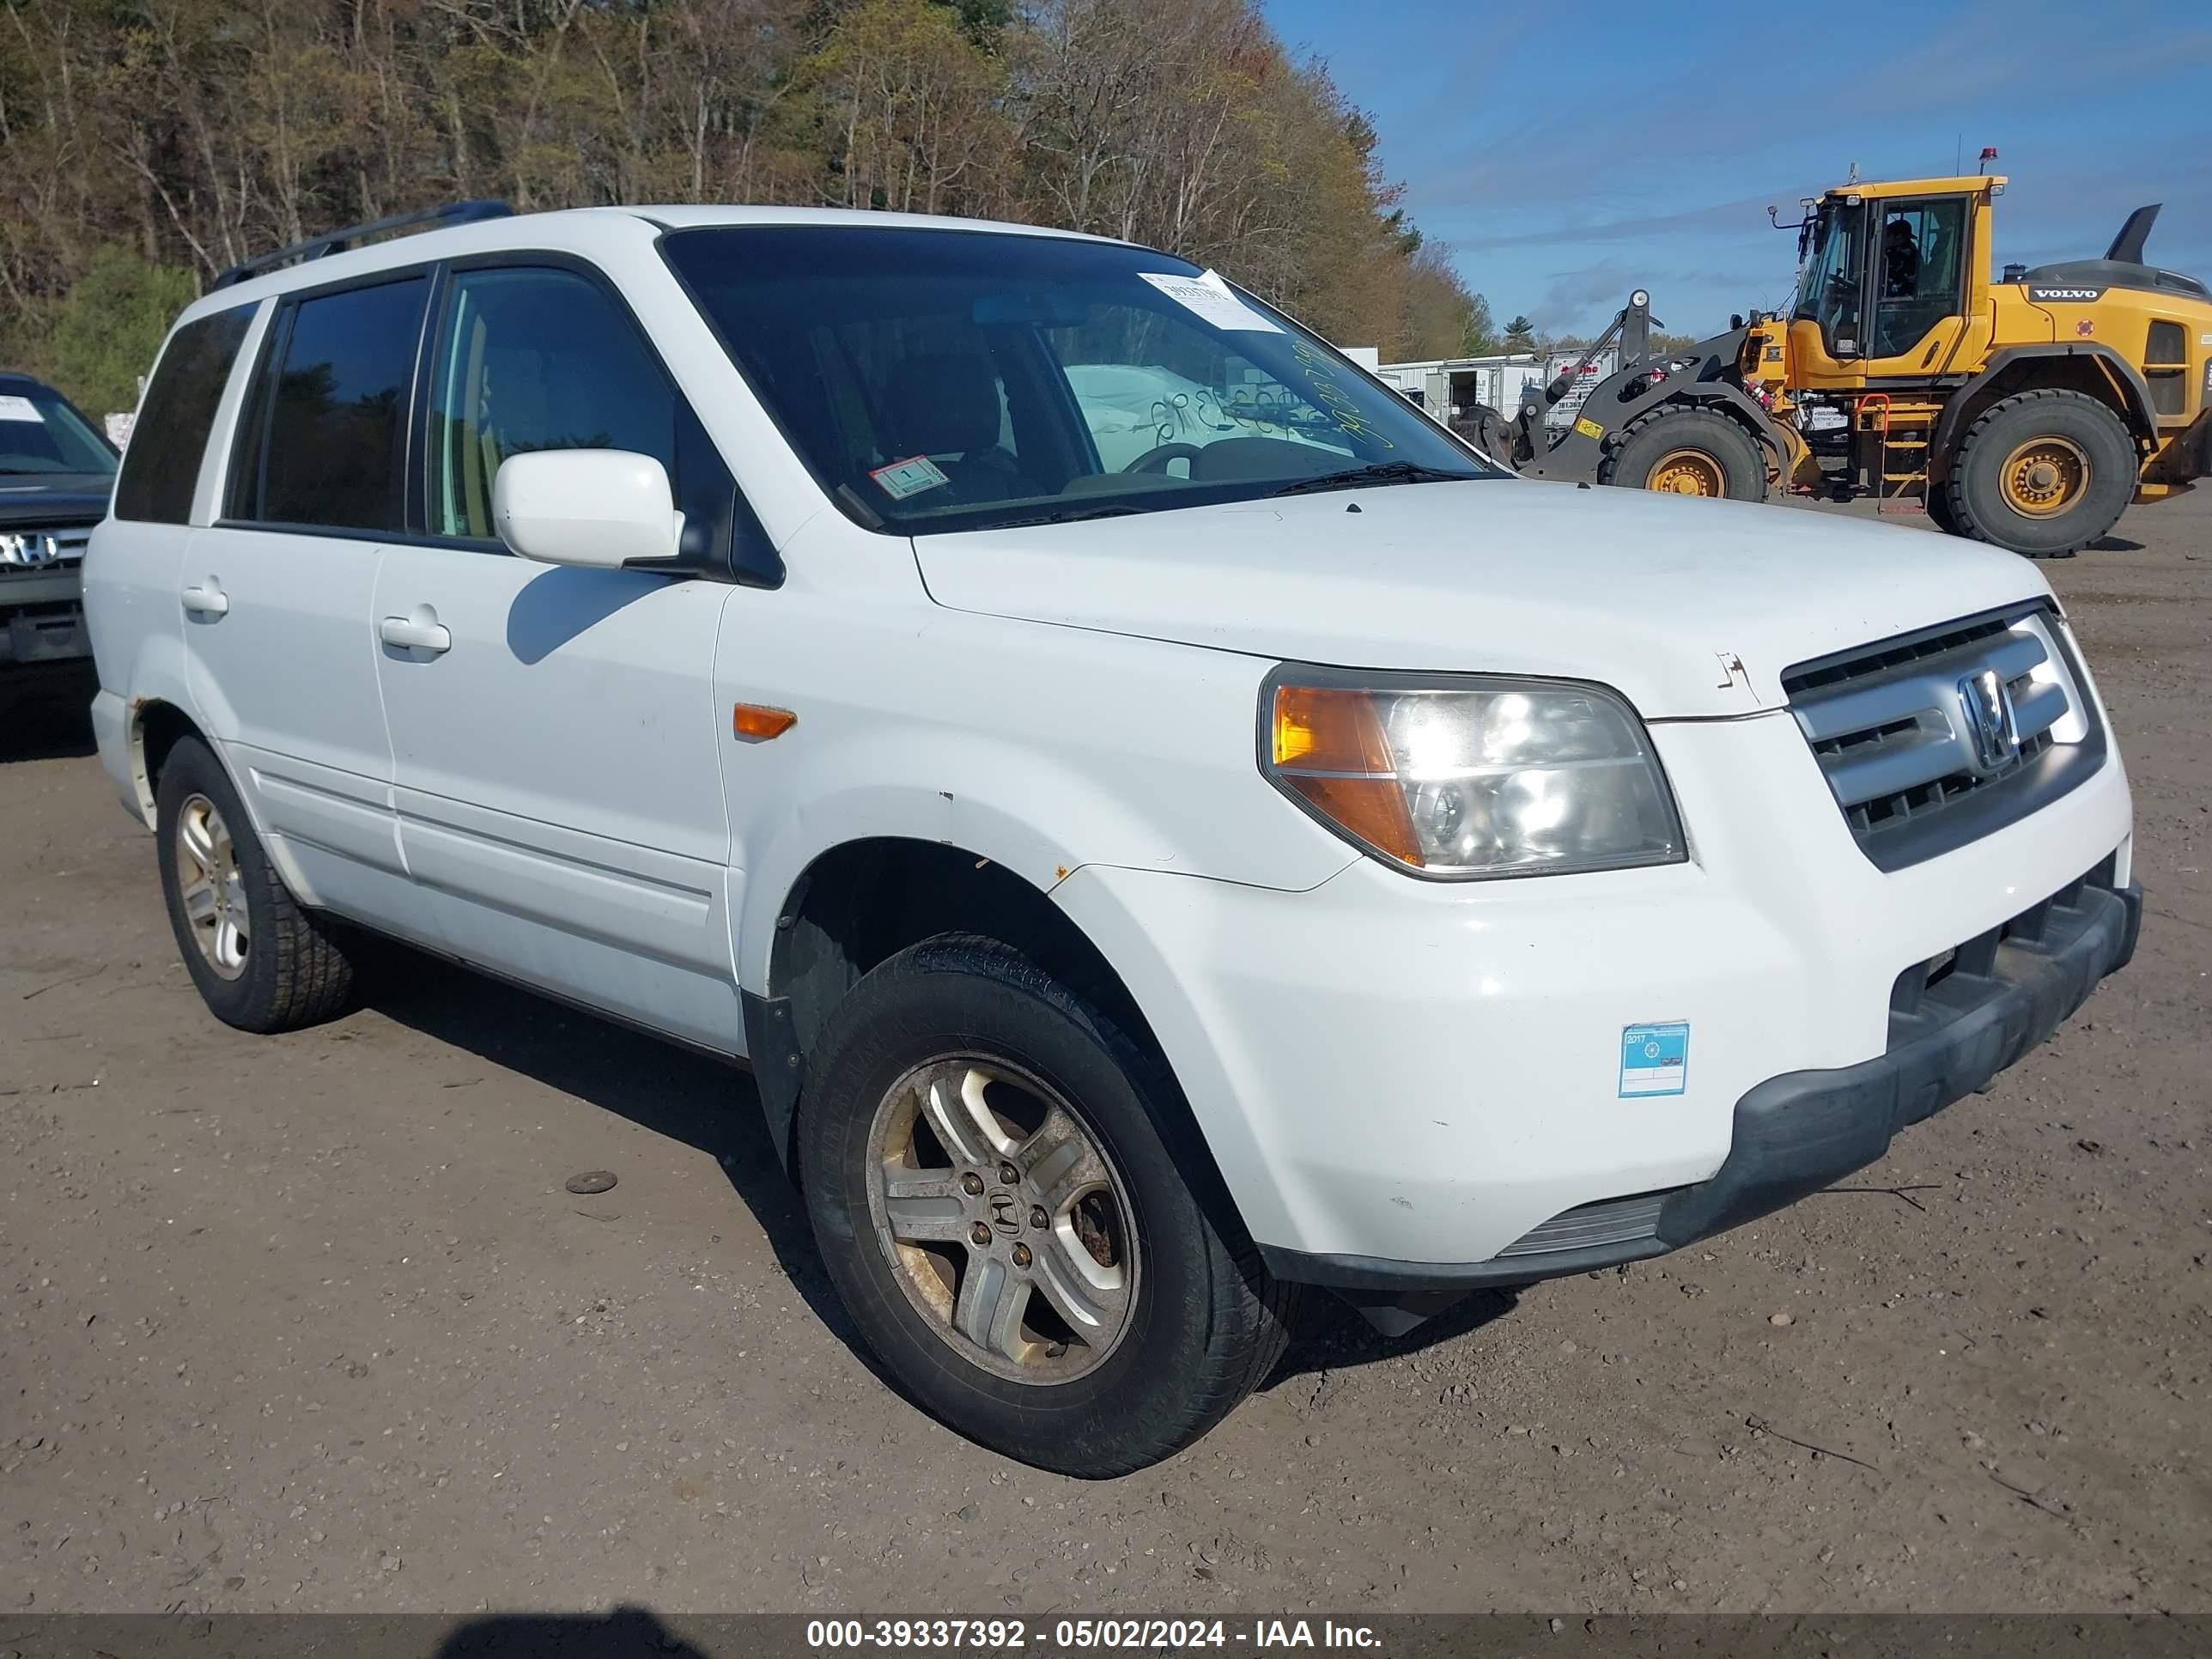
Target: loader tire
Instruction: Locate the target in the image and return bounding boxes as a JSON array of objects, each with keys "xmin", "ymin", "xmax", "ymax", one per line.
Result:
[
  {"xmin": 1942, "ymin": 389, "xmax": 2134, "ymax": 558},
  {"xmin": 1601, "ymin": 407, "xmax": 1766, "ymax": 501},
  {"xmin": 1924, "ymin": 478, "xmax": 1959, "ymax": 535}
]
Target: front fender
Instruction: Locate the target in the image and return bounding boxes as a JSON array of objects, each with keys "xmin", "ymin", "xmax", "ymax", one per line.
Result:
[
  {"xmin": 716, "ymin": 593, "xmax": 1358, "ymax": 992},
  {"xmin": 731, "ymin": 720, "xmax": 1354, "ymax": 990}
]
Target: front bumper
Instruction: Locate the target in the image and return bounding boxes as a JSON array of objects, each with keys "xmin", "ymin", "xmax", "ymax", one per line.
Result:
[
  {"xmin": 1261, "ymin": 862, "xmax": 2142, "ymax": 1293},
  {"xmin": 1, "ymin": 566, "xmax": 92, "ymax": 671},
  {"xmin": 1053, "ymin": 705, "xmax": 2135, "ymax": 1280}
]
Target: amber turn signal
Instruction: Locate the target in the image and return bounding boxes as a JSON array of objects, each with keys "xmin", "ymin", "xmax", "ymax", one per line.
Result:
[
  {"xmin": 732, "ymin": 702, "xmax": 797, "ymax": 742},
  {"xmin": 1267, "ymin": 684, "xmax": 1422, "ymax": 866}
]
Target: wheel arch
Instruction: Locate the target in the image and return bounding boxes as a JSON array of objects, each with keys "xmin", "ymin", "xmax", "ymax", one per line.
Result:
[
  {"xmin": 129, "ymin": 697, "xmax": 210, "ymax": 827},
  {"xmin": 125, "ymin": 696, "xmax": 317, "ymax": 902},
  {"xmin": 1607, "ymin": 387, "xmax": 1789, "ymax": 477},
  {"xmin": 1932, "ymin": 345, "xmax": 2157, "ymax": 478},
  {"xmin": 1600, "ymin": 393, "xmax": 1780, "ymax": 495},
  {"xmin": 744, "ymin": 836, "xmax": 1192, "ymax": 1187}
]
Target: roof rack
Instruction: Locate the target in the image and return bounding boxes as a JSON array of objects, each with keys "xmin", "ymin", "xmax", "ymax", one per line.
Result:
[{"xmin": 210, "ymin": 199, "xmax": 514, "ymax": 291}]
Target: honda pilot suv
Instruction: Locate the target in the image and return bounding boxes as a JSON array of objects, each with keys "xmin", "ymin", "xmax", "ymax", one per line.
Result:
[{"xmin": 86, "ymin": 203, "xmax": 2141, "ymax": 1476}]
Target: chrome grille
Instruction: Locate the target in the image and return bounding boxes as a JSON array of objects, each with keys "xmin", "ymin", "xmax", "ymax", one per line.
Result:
[
  {"xmin": 0, "ymin": 526, "xmax": 94, "ymax": 570},
  {"xmin": 1784, "ymin": 604, "xmax": 2103, "ymax": 871}
]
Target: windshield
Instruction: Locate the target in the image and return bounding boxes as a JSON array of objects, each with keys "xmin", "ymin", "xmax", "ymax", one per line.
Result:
[
  {"xmin": 1792, "ymin": 200, "xmax": 1866, "ymax": 355},
  {"xmin": 0, "ymin": 383, "xmax": 118, "ymax": 478},
  {"xmin": 660, "ymin": 226, "xmax": 1496, "ymax": 534}
]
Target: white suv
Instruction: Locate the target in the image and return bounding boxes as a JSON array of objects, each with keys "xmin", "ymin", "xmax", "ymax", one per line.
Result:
[{"xmin": 86, "ymin": 203, "xmax": 2142, "ymax": 1476}]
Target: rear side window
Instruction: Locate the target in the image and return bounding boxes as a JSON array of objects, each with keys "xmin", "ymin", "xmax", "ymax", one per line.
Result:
[
  {"xmin": 232, "ymin": 276, "xmax": 428, "ymax": 532},
  {"xmin": 112, "ymin": 307, "xmax": 254, "ymax": 524}
]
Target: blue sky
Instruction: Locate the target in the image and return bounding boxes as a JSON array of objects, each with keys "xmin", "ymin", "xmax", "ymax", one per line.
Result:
[{"xmin": 1261, "ymin": 0, "xmax": 2212, "ymax": 341}]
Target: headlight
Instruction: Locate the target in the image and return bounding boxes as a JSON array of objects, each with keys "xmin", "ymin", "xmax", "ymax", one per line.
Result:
[{"xmin": 1262, "ymin": 669, "xmax": 1686, "ymax": 878}]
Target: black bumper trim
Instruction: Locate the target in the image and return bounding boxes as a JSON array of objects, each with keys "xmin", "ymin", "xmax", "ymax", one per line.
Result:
[{"xmin": 1261, "ymin": 873, "xmax": 2142, "ymax": 1296}]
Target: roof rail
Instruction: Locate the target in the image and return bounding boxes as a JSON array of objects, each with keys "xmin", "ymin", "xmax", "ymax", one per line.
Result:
[{"xmin": 210, "ymin": 199, "xmax": 514, "ymax": 291}]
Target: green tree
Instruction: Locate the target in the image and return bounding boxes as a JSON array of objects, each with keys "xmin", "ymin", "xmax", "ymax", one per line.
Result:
[
  {"xmin": 0, "ymin": 0, "xmax": 1467, "ymax": 368},
  {"xmin": 1460, "ymin": 291, "xmax": 1498, "ymax": 355},
  {"xmin": 1503, "ymin": 313, "xmax": 1535, "ymax": 349},
  {"xmin": 46, "ymin": 246, "xmax": 201, "ymax": 415}
]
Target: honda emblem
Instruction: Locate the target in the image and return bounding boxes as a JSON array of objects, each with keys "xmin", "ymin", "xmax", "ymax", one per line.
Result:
[{"xmin": 1958, "ymin": 668, "xmax": 2020, "ymax": 770}]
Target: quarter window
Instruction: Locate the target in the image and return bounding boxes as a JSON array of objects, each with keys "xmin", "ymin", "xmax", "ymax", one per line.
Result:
[
  {"xmin": 112, "ymin": 307, "xmax": 253, "ymax": 524},
  {"xmin": 424, "ymin": 267, "xmax": 679, "ymax": 540},
  {"xmin": 234, "ymin": 276, "xmax": 428, "ymax": 532}
]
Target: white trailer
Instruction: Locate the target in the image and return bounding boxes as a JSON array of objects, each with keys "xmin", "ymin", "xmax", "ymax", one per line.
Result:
[{"xmin": 1376, "ymin": 348, "xmax": 1621, "ymax": 431}]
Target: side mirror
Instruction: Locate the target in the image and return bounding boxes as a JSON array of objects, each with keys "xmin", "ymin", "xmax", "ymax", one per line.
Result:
[{"xmin": 492, "ymin": 449, "xmax": 684, "ymax": 569}]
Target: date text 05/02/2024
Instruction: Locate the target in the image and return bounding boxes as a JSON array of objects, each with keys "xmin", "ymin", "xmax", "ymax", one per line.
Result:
[{"xmin": 805, "ymin": 1620, "xmax": 1382, "ymax": 1650}]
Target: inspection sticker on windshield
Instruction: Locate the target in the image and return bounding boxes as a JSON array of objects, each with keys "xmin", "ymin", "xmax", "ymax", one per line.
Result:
[
  {"xmin": 0, "ymin": 395, "xmax": 45, "ymax": 423},
  {"xmin": 1137, "ymin": 270, "xmax": 1281, "ymax": 334},
  {"xmin": 869, "ymin": 454, "xmax": 949, "ymax": 500},
  {"xmin": 1620, "ymin": 1021, "xmax": 1690, "ymax": 1097}
]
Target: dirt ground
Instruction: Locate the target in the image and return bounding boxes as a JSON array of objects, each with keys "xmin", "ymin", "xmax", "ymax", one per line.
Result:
[{"xmin": 3, "ymin": 493, "xmax": 2206, "ymax": 1619}]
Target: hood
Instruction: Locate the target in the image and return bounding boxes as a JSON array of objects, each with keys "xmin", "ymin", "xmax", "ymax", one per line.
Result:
[
  {"xmin": 912, "ymin": 480, "xmax": 2053, "ymax": 718},
  {"xmin": 0, "ymin": 476, "xmax": 114, "ymax": 529}
]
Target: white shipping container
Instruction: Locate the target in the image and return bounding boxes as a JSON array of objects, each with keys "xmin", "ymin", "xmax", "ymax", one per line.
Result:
[{"xmin": 1371, "ymin": 348, "xmax": 1620, "ymax": 431}]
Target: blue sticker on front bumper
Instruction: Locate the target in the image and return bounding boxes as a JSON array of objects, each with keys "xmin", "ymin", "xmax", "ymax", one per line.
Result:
[{"xmin": 1620, "ymin": 1022, "xmax": 1689, "ymax": 1097}]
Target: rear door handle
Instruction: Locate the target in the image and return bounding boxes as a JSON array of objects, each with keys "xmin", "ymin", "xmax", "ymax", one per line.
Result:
[
  {"xmin": 379, "ymin": 609, "xmax": 452, "ymax": 655},
  {"xmin": 180, "ymin": 581, "xmax": 228, "ymax": 618}
]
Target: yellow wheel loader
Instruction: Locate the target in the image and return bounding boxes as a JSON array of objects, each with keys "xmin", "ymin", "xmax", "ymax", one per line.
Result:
[{"xmin": 1465, "ymin": 169, "xmax": 2212, "ymax": 557}]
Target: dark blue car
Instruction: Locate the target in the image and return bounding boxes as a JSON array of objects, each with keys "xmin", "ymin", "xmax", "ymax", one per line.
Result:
[{"xmin": 0, "ymin": 371, "xmax": 118, "ymax": 698}]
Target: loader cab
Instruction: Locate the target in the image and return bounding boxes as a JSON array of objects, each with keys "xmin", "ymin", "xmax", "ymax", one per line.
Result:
[{"xmin": 1788, "ymin": 176, "xmax": 1998, "ymax": 390}]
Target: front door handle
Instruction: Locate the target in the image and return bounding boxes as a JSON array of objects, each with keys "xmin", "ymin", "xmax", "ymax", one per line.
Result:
[
  {"xmin": 379, "ymin": 608, "xmax": 452, "ymax": 655},
  {"xmin": 180, "ymin": 580, "xmax": 228, "ymax": 618}
]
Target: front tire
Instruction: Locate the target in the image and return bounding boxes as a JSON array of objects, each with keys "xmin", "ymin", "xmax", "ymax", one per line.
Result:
[
  {"xmin": 1942, "ymin": 389, "xmax": 2135, "ymax": 557},
  {"xmin": 155, "ymin": 735, "xmax": 356, "ymax": 1032},
  {"xmin": 1601, "ymin": 406, "xmax": 1767, "ymax": 501},
  {"xmin": 799, "ymin": 936, "xmax": 1295, "ymax": 1477}
]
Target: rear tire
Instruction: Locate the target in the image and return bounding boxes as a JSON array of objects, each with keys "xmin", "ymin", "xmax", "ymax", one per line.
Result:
[
  {"xmin": 155, "ymin": 736, "xmax": 356, "ymax": 1033},
  {"xmin": 799, "ymin": 935, "xmax": 1296, "ymax": 1477},
  {"xmin": 1601, "ymin": 406, "xmax": 1767, "ymax": 501},
  {"xmin": 1942, "ymin": 389, "xmax": 2134, "ymax": 557}
]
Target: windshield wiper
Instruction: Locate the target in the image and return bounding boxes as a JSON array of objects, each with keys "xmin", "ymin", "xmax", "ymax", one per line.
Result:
[
  {"xmin": 985, "ymin": 502, "xmax": 1147, "ymax": 529},
  {"xmin": 1268, "ymin": 460, "xmax": 1477, "ymax": 497}
]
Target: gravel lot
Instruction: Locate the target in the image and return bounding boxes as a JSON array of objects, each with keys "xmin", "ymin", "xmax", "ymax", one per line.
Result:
[{"xmin": 3, "ymin": 494, "xmax": 2206, "ymax": 1618}]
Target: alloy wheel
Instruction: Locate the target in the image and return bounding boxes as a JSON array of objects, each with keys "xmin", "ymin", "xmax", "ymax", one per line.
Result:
[
  {"xmin": 174, "ymin": 792, "xmax": 249, "ymax": 980},
  {"xmin": 865, "ymin": 1056, "xmax": 1139, "ymax": 1384}
]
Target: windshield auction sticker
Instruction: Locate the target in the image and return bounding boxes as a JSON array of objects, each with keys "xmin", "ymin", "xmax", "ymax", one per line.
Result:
[
  {"xmin": 1138, "ymin": 270, "xmax": 1283, "ymax": 333},
  {"xmin": 0, "ymin": 394, "xmax": 46, "ymax": 423},
  {"xmin": 869, "ymin": 454, "xmax": 950, "ymax": 500}
]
